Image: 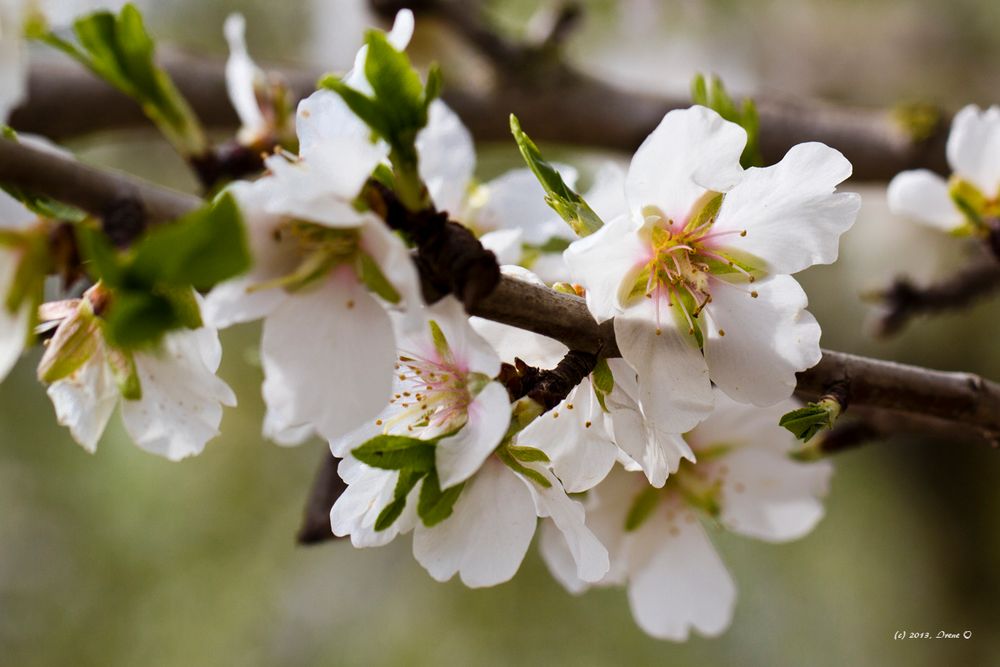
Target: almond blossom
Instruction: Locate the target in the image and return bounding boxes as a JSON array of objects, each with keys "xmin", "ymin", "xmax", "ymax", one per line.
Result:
[
  {"xmin": 329, "ymin": 297, "xmax": 609, "ymax": 588},
  {"xmin": 539, "ymin": 391, "xmax": 833, "ymax": 641},
  {"xmin": 39, "ymin": 286, "xmax": 236, "ymax": 459},
  {"xmin": 887, "ymin": 104, "xmax": 1000, "ymax": 234},
  {"xmin": 0, "ymin": 190, "xmax": 38, "ymax": 381},
  {"xmin": 565, "ymin": 105, "xmax": 860, "ymax": 433}
]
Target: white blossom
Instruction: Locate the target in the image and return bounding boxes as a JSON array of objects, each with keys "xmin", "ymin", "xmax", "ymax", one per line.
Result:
[
  {"xmin": 888, "ymin": 104, "xmax": 1000, "ymax": 233},
  {"xmin": 539, "ymin": 391, "xmax": 832, "ymax": 641},
  {"xmin": 565, "ymin": 106, "xmax": 859, "ymax": 434}
]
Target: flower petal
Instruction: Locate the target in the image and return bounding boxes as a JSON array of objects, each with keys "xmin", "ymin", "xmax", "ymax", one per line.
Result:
[
  {"xmin": 625, "ymin": 509, "xmax": 736, "ymax": 641},
  {"xmin": 261, "ymin": 270, "xmax": 395, "ymax": 443},
  {"xmin": 478, "ymin": 228, "xmax": 523, "ymax": 266},
  {"xmin": 518, "ymin": 379, "xmax": 617, "ymax": 492},
  {"xmin": 520, "ymin": 464, "xmax": 610, "ymax": 583},
  {"xmin": 417, "ymin": 101, "xmax": 475, "ymax": 215},
  {"xmin": 626, "ymin": 106, "xmax": 746, "ymax": 224},
  {"xmin": 947, "ymin": 104, "xmax": 1000, "ymax": 194},
  {"xmin": 718, "ymin": 446, "xmax": 832, "ymax": 542},
  {"xmin": 476, "ymin": 166, "xmax": 577, "ymax": 244},
  {"xmin": 412, "ymin": 457, "xmax": 536, "ymax": 587},
  {"xmin": 703, "ymin": 274, "xmax": 821, "ymax": 406},
  {"xmin": 330, "ymin": 456, "xmax": 414, "ymax": 548},
  {"xmin": 223, "ymin": 13, "xmax": 268, "ymax": 143},
  {"xmin": 0, "ymin": 249, "xmax": 28, "ymax": 381},
  {"xmin": 886, "ymin": 169, "xmax": 963, "ymax": 232},
  {"xmin": 121, "ymin": 326, "xmax": 236, "ymax": 460},
  {"xmin": 46, "ymin": 348, "xmax": 117, "ymax": 452},
  {"xmin": 712, "ymin": 142, "xmax": 860, "ymax": 275},
  {"xmin": 564, "ymin": 215, "xmax": 647, "ymax": 322},
  {"xmin": 435, "ymin": 382, "xmax": 511, "ymax": 489},
  {"xmin": 614, "ymin": 297, "xmax": 714, "ymax": 433}
]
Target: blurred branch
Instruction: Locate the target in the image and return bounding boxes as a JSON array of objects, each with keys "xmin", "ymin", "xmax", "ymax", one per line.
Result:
[
  {"xmin": 297, "ymin": 448, "xmax": 346, "ymax": 545},
  {"xmin": 873, "ymin": 255, "xmax": 1000, "ymax": 337},
  {"xmin": 13, "ymin": 41, "xmax": 949, "ymax": 182},
  {"xmin": 1, "ymin": 136, "xmax": 997, "ymax": 444}
]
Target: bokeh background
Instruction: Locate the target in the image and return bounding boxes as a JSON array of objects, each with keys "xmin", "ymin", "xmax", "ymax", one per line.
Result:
[{"xmin": 2, "ymin": 1, "xmax": 999, "ymax": 665}]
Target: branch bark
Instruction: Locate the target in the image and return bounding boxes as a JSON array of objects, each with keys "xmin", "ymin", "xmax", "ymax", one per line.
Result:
[
  {"xmin": 2, "ymin": 136, "xmax": 997, "ymax": 442},
  {"xmin": 13, "ymin": 47, "xmax": 948, "ymax": 182}
]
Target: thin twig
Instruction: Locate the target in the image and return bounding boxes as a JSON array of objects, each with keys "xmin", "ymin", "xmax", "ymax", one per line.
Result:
[
  {"xmin": 874, "ymin": 256, "xmax": 1000, "ymax": 337},
  {"xmin": 1, "ymin": 136, "xmax": 997, "ymax": 442}
]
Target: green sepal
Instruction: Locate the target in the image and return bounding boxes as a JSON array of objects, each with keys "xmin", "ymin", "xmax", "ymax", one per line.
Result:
[
  {"xmin": 355, "ymin": 251, "xmax": 401, "ymax": 304},
  {"xmin": 417, "ymin": 469, "xmax": 465, "ymax": 527},
  {"xmin": 779, "ymin": 397, "xmax": 842, "ymax": 443},
  {"xmin": 37, "ymin": 300, "xmax": 101, "ymax": 383},
  {"xmin": 624, "ymin": 486, "xmax": 660, "ymax": 532},
  {"xmin": 504, "ymin": 445, "xmax": 551, "ymax": 463},
  {"xmin": 509, "ymin": 114, "xmax": 604, "ymax": 237},
  {"xmin": 690, "ymin": 73, "xmax": 762, "ymax": 168},
  {"xmin": 35, "ymin": 4, "xmax": 207, "ymax": 157},
  {"xmin": 497, "ymin": 444, "xmax": 552, "ymax": 489},
  {"xmin": 375, "ymin": 468, "xmax": 426, "ymax": 532},
  {"xmin": 106, "ymin": 345, "xmax": 142, "ymax": 400},
  {"xmin": 352, "ymin": 434, "xmax": 437, "ymax": 471},
  {"xmin": 428, "ymin": 319, "xmax": 450, "ymax": 359}
]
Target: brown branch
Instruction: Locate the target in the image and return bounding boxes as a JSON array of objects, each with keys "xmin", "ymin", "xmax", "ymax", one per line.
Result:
[
  {"xmin": 297, "ymin": 448, "xmax": 347, "ymax": 544},
  {"xmin": 13, "ymin": 47, "xmax": 948, "ymax": 182},
  {"xmin": 1, "ymin": 136, "xmax": 997, "ymax": 444},
  {"xmin": 874, "ymin": 255, "xmax": 1000, "ymax": 337}
]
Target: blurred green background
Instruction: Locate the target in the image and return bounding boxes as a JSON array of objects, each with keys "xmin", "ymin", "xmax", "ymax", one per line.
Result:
[{"xmin": 3, "ymin": 1, "xmax": 1000, "ymax": 665}]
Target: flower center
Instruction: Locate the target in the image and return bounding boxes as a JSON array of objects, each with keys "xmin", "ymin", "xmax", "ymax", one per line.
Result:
[
  {"xmin": 625, "ymin": 192, "xmax": 759, "ymax": 343},
  {"xmin": 381, "ymin": 353, "xmax": 481, "ymax": 437}
]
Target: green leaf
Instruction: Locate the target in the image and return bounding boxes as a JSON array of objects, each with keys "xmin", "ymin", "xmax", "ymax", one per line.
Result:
[
  {"xmin": 510, "ymin": 114, "xmax": 604, "ymax": 237},
  {"xmin": 779, "ymin": 398, "xmax": 842, "ymax": 443},
  {"xmin": 375, "ymin": 468, "xmax": 426, "ymax": 531},
  {"xmin": 75, "ymin": 225, "xmax": 125, "ymax": 286},
  {"xmin": 690, "ymin": 73, "xmax": 763, "ymax": 168},
  {"xmin": 363, "ymin": 30, "xmax": 427, "ymax": 137},
  {"xmin": 128, "ymin": 192, "xmax": 249, "ymax": 291},
  {"xmin": 355, "ymin": 251, "xmax": 401, "ymax": 304},
  {"xmin": 417, "ymin": 469, "xmax": 465, "ymax": 527},
  {"xmin": 428, "ymin": 319, "xmax": 450, "ymax": 359},
  {"xmin": 103, "ymin": 291, "xmax": 179, "ymax": 349},
  {"xmin": 505, "ymin": 445, "xmax": 550, "ymax": 463},
  {"xmin": 625, "ymin": 486, "xmax": 660, "ymax": 532},
  {"xmin": 35, "ymin": 4, "xmax": 206, "ymax": 157},
  {"xmin": 352, "ymin": 434, "xmax": 437, "ymax": 471},
  {"xmin": 497, "ymin": 445, "xmax": 552, "ymax": 489},
  {"xmin": 591, "ymin": 358, "xmax": 614, "ymax": 395}
]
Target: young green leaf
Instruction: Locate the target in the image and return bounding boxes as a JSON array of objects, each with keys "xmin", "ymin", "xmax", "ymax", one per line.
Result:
[
  {"xmin": 352, "ymin": 434, "xmax": 437, "ymax": 471},
  {"xmin": 779, "ymin": 397, "xmax": 843, "ymax": 443},
  {"xmin": 624, "ymin": 486, "xmax": 660, "ymax": 532},
  {"xmin": 690, "ymin": 73, "xmax": 763, "ymax": 168},
  {"xmin": 417, "ymin": 469, "xmax": 465, "ymax": 527},
  {"xmin": 509, "ymin": 114, "xmax": 604, "ymax": 238},
  {"xmin": 375, "ymin": 468, "xmax": 426, "ymax": 531},
  {"xmin": 35, "ymin": 4, "xmax": 207, "ymax": 157},
  {"xmin": 504, "ymin": 445, "xmax": 551, "ymax": 463},
  {"xmin": 355, "ymin": 251, "xmax": 401, "ymax": 304},
  {"xmin": 497, "ymin": 445, "xmax": 552, "ymax": 489}
]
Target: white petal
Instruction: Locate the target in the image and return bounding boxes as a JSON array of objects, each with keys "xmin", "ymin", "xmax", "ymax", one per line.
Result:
[
  {"xmin": 121, "ymin": 327, "xmax": 236, "ymax": 460},
  {"xmin": 417, "ymin": 100, "xmax": 475, "ymax": 215},
  {"xmin": 718, "ymin": 446, "xmax": 832, "ymax": 542},
  {"xmin": 886, "ymin": 169, "xmax": 963, "ymax": 232},
  {"xmin": 564, "ymin": 215, "xmax": 647, "ymax": 322},
  {"xmin": 585, "ymin": 161, "xmax": 629, "ymax": 223},
  {"xmin": 343, "ymin": 9, "xmax": 415, "ymax": 93},
  {"xmin": 223, "ymin": 13, "xmax": 268, "ymax": 143},
  {"xmin": 626, "ymin": 511, "xmax": 736, "ymax": 641},
  {"xmin": 263, "ymin": 154, "xmax": 379, "ymax": 227},
  {"xmin": 294, "ymin": 88, "xmax": 375, "ymax": 160},
  {"xmin": 396, "ymin": 296, "xmax": 500, "ymax": 377},
  {"xmin": 520, "ymin": 465, "xmax": 610, "ymax": 583},
  {"xmin": 261, "ymin": 270, "xmax": 395, "ymax": 443},
  {"xmin": 712, "ymin": 142, "xmax": 860, "ymax": 275},
  {"xmin": 0, "ymin": 249, "xmax": 29, "ymax": 381},
  {"xmin": 947, "ymin": 104, "xmax": 1000, "ymax": 194},
  {"xmin": 703, "ymin": 274, "xmax": 821, "ymax": 406},
  {"xmin": 518, "ymin": 379, "xmax": 617, "ymax": 492},
  {"xmin": 604, "ymin": 361, "xmax": 695, "ymax": 487},
  {"xmin": 687, "ymin": 390, "xmax": 797, "ymax": 454},
  {"xmin": 46, "ymin": 347, "xmax": 117, "ymax": 452},
  {"xmin": 626, "ymin": 106, "xmax": 746, "ymax": 224},
  {"xmin": 538, "ymin": 519, "xmax": 590, "ymax": 594},
  {"xmin": 476, "ymin": 167, "xmax": 576, "ymax": 244},
  {"xmin": 359, "ymin": 219, "xmax": 423, "ymax": 311},
  {"xmin": 330, "ymin": 457, "xmax": 412, "ymax": 548},
  {"xmin": 412, "ymin": 458, "xmax": 536, "ymax": 588},
  {"xmin": 469, "ymin": 317, "xmax": 568, "ymax": 369},
  {"xmin": 614, "ymin": 297, "xmax": 714, "ymax": 433},
  {"xmin": 435, "ymin": 382, "xmax": 511, "ymax": 489},
  {"xmin": 478, "ymin": 229, "xmax": 523, "ymax": 266}
]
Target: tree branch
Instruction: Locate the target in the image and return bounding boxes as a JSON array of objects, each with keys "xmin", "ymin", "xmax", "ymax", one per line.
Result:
[
  {"xmin": 1, "ymin": 136, "xmax": 997, "ymax": 443},
  {"xmin": 14, "ymin": 46, "xmax": 948, "ymax": 182},
  {"xmin": 873, "ymin": 255, "xmax": 1000, "ymax": 337}
]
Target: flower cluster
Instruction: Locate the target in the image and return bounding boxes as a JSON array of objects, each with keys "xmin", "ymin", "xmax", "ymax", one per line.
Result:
[{"xmin": 0, "ymin": 5, "xmax": 871, "ymax": 642}]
